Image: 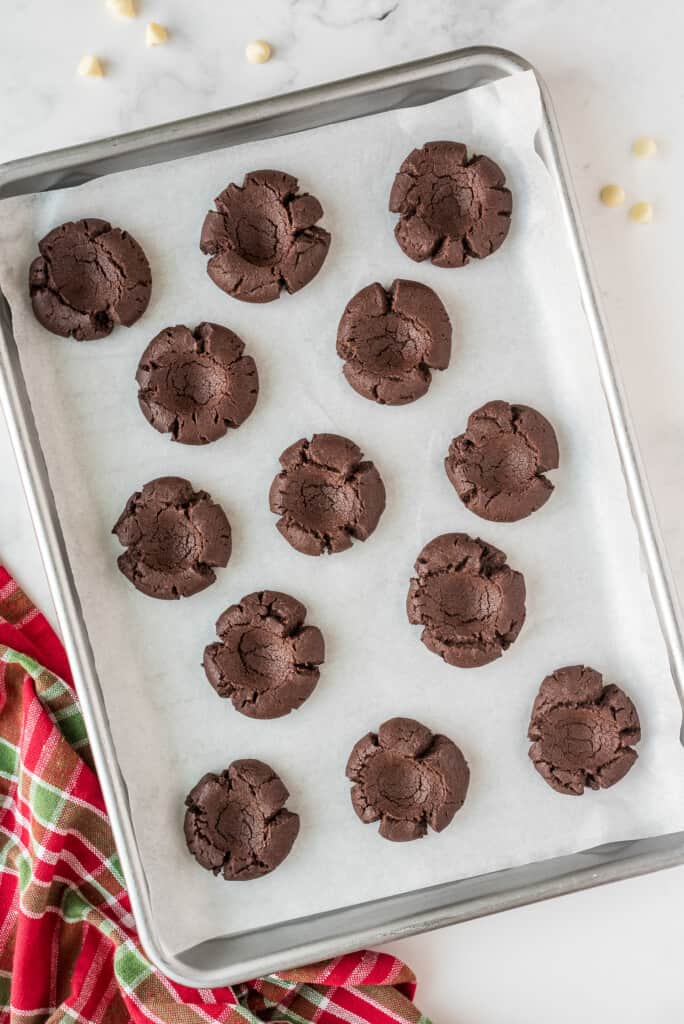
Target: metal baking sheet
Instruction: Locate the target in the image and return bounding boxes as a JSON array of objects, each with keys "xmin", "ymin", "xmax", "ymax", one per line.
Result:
[{"xmin": 1, "ymin": 48, "xmax": 684, "ymax": 988}]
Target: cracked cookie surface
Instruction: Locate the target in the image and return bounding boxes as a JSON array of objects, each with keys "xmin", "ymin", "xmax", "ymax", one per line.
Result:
[
  {"xmin": 407, "ymin": 533, "xmax": 526, "ymax": 668},
  {"xmin": 446, "ymin": 400, "xmax": 559, "ymax": 522},
  {"xmin": 336, "ymin": 278, "xmax": 452, "ymax": 405},
  {"xmin": 389, "ymin": 141, "xmax": 512, "ymax": 268},
  {"xmin": 346, "ymin": 717, "xmax": 469, "ymax": 842},
  {"xmin": 269, "ymin": 433, "xmax": 386, "ymax": 556},
  {"xmin": 136, "ymin": 322, "xmax": 258, "ymax": 445},
  {"xmin": 112, "ymin": 476, "xmax": 231, "ymax": 599},
  {"xmin": 184, "ymin": 760, "xmax": 299, "ymax": 879},
  {"xmin": 203, "ymin": 591, "xmax": 325, "ymax": 719},
  {"xmin": 528, "ymin": 665, "xmax": 641, "ymax": 796},
  {"xmin": 200, "ymin": 169, "xmax": 330, "ymax": 302},
  {"xmin": 29, "ymin": 218, "xmax": 151, "ymax": 340}
]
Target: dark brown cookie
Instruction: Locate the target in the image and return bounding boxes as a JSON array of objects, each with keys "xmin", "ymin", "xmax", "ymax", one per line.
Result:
[
  {"xmin": 200, "ymin": 169, "xmax": 330, "ymax": 303},
  {"xmin": 407, "ymin": 533, "xmax": 526, "ymax": 668},
  {"xmin": 112, "ymin": 476, "xmax": 231, "ymax": 599},
  {"xmin": 269, "ymin": 434, "xmax": 386, "ymax": 556},
  {"xmin": 389, "ymin": 141, "xmax": 512, "ymax": 268},
  {"xmin": 203, "ymin": 591, "xmax": 325, "ymax": 719},
  {"xmin": 29, "ymin": 218, "xmax": 151, "ymax": 340},
  {"xmin": 336, "ymin": 279, "xmax": 452, "ymax": 405},
  {"xmin": 346, "ymin": 717, "xmax": 470, "ymax": 842},
  {"xmin": 136, "ymin": 322, "xmax": 258, "ymax": 445},
  {"xmin": 528, "ymin": 665, "xmax": 641, "ymax": 796},
  {"xmin": 184, "ymin": 760, "xmax": 299, "ymax": 880},
  {"xmin": 445, "ymin": 400, "xmax": 559, "ymax": 522}
]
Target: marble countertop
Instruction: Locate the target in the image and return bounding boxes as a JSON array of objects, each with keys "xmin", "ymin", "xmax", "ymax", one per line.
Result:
[{"xmin": 2, "ymin": 1, "xmax": 684, "ymax": 1019}]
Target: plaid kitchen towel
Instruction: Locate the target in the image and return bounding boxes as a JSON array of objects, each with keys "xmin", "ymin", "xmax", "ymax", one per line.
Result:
[{"xmin": 0, "ymin": 565, "xmax": 431, "ymax": 1024}]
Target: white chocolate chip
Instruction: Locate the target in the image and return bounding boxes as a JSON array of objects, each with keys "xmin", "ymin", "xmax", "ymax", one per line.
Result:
[
  {"xmin": 146, "ymin": 22, "xmax": 169, "ymax": 47},
  {"xmin": 77, "ymin": 55, "xmax": 105, "ymax": 78},
  {"xmin": 599, "ymin": 184, "xmax": 626, "ymax": 208},
  {"xmin": 629, "ymin": 201, "xmax": 653, "ymax": 223},
  {"xmin": 106, "ymin": 0, "xmax": 137, "ymax": 17},
  {"xmin": 632, "ymin": 136, "xmax": 658, "ymax": 158},
  {"xmin": 245, "ymin": 39, "xmax": 273, "ymax": 64}
]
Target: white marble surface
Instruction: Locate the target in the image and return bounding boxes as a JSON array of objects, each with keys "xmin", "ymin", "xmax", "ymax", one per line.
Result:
[{"xmin": 2, "ymin": 0, "xmax": 684, "ymax": 1019}]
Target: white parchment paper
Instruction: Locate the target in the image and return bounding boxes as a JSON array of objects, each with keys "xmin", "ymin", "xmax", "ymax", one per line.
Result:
[{"xmin": 2, "ymin": 72, "xmax": 684, "ymax": 956}]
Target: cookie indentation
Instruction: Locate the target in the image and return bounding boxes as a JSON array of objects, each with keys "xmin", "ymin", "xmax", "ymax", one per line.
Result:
[
  {"xmin": 29, "ymin": 218, "xmax": 151, "ymax": 340},
  {"xmin": 389, "ymin": 141, "xmax": 512, "ymax": 268},
  {"xmin": 269, "ymin": 433, "xmax": 386, "ymax": 556},
  {"xmin": 446, "ymin": 400, "xmax": 559, "ymax": 522},
  {"xmin": 336, "ymin": 279, "xmax": 452, "ymax": 405},
  {"xmin": 407, "ymin": 533, "xmax": 526, "ymax": 668},
  {"xmin": 184, "ymin": 760, "xmax": 299, "ymax": 879},
  {"xmin": 346, "ymin": 717, "xmax": 469, "ymax": 842},
  {"xmin": 203, "ymin": 590, "xmax": 325, "ymax": 719},
  {"xmin": 112, "ymin": 476, "xmax": 231, "ymax": 599},
  {"xmin": 200, "ymin": 169, "xmax": 330, "ymax": 303},
  {"xmin": 528, "ymin": 665, "xmax": 641, "ymax": 795},
  {"xmin": 136, "ymin": 322, "xmax": 258, "ymax": 445}
]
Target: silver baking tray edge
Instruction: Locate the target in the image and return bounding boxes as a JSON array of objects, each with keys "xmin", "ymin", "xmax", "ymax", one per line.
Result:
[{"xmin": 1, "ymin": 47, "xmax": 684, "ymax": 988}]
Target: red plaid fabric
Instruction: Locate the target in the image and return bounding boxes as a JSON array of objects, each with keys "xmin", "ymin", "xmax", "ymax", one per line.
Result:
[{"xmin": 0, "ymin": 565, "xmax": 430, "ymax": 1024}]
